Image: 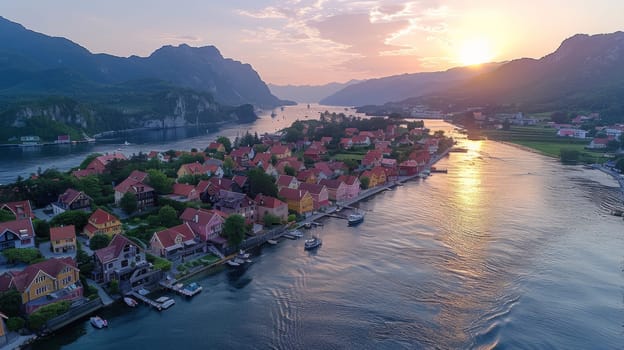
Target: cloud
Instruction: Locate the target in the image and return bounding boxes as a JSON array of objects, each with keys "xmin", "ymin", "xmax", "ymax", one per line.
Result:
[{"xmin": 160, "ymin": 33, "xmax": 203, "ymax": 43}]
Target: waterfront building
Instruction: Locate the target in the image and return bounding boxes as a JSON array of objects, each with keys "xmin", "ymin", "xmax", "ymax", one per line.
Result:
[
  {"xmin": 93, "ymin": 235, "xmax": 155, "ymax": 292},
  {"xmin": 83, "ymin": 209, "xmax": 122, "ymax": 238},
  {"xmin": 255, "ymin": 194, "xmax": 289, "ymax": 223},
  {"xmin": 296, "ymin": 169, "xmax": 320, "ymax": 184},
  {"xmin": 319, "ymin": 179, "xmax": 348, "ymax": 202},
  {"xmin": 276, "ymin": 175, "xmax": 300, "ymax": 190},
  {"xmin": 360, "ymin": 166, "xmax": 387, "ymax": 188},
  {"xmin": 50, "ymin": 225, "xmax": 77, "ymax": 253},
  {"xmin": 337, "ymin": 175, "xmax": 361, "ymax": 199},
  {"xmin": 0, "ymin": 257, "xmax": 82, "ymax": 314},
  {"xmin": 0, "ymin": 218, "xmax": 35, "ymax": 251},
  {"xmin": 278, "ymin": 188, "xmax": 313, "ymax": 214},
  {"xmin": 150, "ymin": 223, "xmax": 203, "ymax": 260},
  {"xmin": 298, "ymin": 183, "xmax": 330, "ymax": 210},
  {"xmin": 214, "ymin": 190, "xmax": 256, "ymax": 224},
  {"xmin": 52, "ymin": 188, "xmax": 92, "ymax": 215},
  {"xmin": 180, "ymin": 208, "xmax": 226, "ymax": 244}
]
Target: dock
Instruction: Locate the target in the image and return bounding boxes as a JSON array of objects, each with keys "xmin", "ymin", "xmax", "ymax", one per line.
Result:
[
  {"xmin": 160, "ymin": 281, "xmax": 203, "ymax": 297},
  {"xmin": 129, "ymin": 291, "xmax": 163, "ymax": 311}
]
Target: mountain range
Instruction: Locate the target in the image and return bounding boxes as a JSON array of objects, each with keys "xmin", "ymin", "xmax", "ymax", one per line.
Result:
[{"xmin": 268, "ymin": 80, "xmax": 361, "ymax": 103}]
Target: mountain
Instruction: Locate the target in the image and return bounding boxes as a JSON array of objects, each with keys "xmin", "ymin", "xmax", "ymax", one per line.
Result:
[
  {"xmin": 434, "ymin": 32, "xmax": 624, "ymax": 116},
  {"xmin": 268, "ymin": 80, "xmax": 361, "ymax": 103},
  {"xmin": 0, "ymin": 16, "xmax": 283, "ymax": 107},
  {"xmin": 319, "ymin": 64, "xmax": 502, "ymax": 106}
]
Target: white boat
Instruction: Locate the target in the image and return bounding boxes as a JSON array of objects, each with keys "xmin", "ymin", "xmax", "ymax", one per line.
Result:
[
  {"xmin": 347, "ymin": 212, "xmax": 364, "ymax": 226},
  {"xmin": 90, "ymin": 316, "xmax": 108, "ymax": 329},
  {"xmin": 123, "ymin": 297, "xmax": 138, "ymax": 307},
  {"xmin": 289, "ymin": 229, "xmax": 303, "ymax": 238},
  {"xmin": 267, "ymin": 239, "xmax": 278, "ymax": 245},
  {"xmin": 304, "ymin": 236, "xmax": 322, "ymax": 250},
  {"xmin": 155, "ymin": 296, "xmax": 175, "ymax": 309},
  {"xmin": 137, "ymin": 288, "xmax": 150, "ymax": 296},
  {"xmin": 238, "ymin": 249, "xmax": 251, "ymax": 259},
  {"xmin": 226, "ymin": 260, "xmax": 240, "ymax": 267},
  {"xmin": 123, "ymin": 140, "xmax": 130, "ymax": 146}
]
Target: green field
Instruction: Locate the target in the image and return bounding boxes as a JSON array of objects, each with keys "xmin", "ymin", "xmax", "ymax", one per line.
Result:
[{"xmin": 333, "ymin": 153, "xmax": 364, "ymax": 161}]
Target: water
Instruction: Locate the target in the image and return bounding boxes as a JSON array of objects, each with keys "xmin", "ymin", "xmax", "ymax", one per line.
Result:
[
  {"xmin": 0, "ymin": 104, "xmax": 362, "ymax": 184},
  {"xmin": 29, "ymin": 134, "xmax": 624, "ymax": 349}
]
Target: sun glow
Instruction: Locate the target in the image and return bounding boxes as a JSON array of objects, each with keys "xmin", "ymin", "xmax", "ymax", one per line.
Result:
[{"xmin": 458, "ymin": 38, "xmax": 494, "ymax": 66}]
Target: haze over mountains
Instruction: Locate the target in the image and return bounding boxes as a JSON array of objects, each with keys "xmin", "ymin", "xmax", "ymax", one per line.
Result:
[{"xmin": 268, "ymin": 80, "xmax": 361, "ymax": 103}]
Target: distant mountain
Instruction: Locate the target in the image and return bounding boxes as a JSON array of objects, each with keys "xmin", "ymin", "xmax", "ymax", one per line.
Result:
[
  {"xmin": 319, "ymin": 64, "xmax": 502, "ymax": 106},
  {"xmin": 434, "ymin": 32, "xmax": 624, "ymax": 116},
  {"xmin": 268, "ymin": 80, "xmax": 362, "ymax": 103},
  {"xmin": 0, "ymin": 16, "xmax": 284, "ymax": 107}
]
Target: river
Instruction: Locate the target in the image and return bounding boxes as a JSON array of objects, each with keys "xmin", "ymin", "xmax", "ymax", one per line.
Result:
[
  {"xmin": 0, "ymin": 104, "xmax": 364, "ymax": 185},
  {"xmin": 28, "ymin": 122, "xmax": 624, "ymax": 349}
]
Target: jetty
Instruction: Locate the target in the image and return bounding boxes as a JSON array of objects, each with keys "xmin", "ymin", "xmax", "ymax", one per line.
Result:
[
  {"xmin": 160, "ymin": 281, "xmax": 203, "ymax": 297},
  {"xmin": 129, "ymin": 291, "xmax": 163, "ymax": 311}
]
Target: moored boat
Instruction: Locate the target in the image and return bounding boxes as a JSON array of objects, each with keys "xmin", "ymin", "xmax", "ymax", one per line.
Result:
[
  {"xmin": 304, "ymin": 236, "xmax": 322, "ymax": 250},
  {"xmin": 347, "ymin": 212, "xmax": 364, "ymax": 226},
  {"xmin": 181, "ymin": 282, "xmax": 202, "ymax": 296},
  {"xmin": 155, "ymin": 296, "xmax": 175, "ymax": 309},
  {"xmin": 90, "ymin": 316, "xmax": 108, "ymax": 329},
  {"xmin": 123, "ymin": 297, "xmax": 138, "ymax": 307},
  {"xmin": 289, "ymin": 229, "xmax": 303, "ymax": 238}
]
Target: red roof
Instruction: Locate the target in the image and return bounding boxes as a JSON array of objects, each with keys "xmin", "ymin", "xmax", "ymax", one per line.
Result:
[
  {"xmin": 72, "ymin": 168, "xmax": 98, "ymax": 178},
  {"xmin": 172, "ymin": 183, "xmax": 196, "ymax": 197},
  {"xmin": 278, "ymin": 188, "xmax": 309, "ymax": 201},
  {"xmin": 232, "ymin": 175, "xmax": 248, "ymax": 188},
  {"xmin": 0, "ymin": 257, "xmax": 77, "ymax": 293},
  {"xmin": 0, "ymin": 218, "xmax": 34, "ymax": 240},
  {"xmin": 94, "ymin": 235, "xmax": 139, "ymax": 264},
  {"xmin": 209, "ymin": 177, "xmax": 233, "ymax": 191},
  {"xmin": 89, "ymin": 209, "xmax": 119, "ymax": 226},
  {"xmin": 255, "ymin": 194, "xmax": 286, "ymax": 209},
  {"xmin": 114, "ymin": 176, "xmax": 154, "ymax": 194},
  {"xmin": 153, "ymin": 223, "xmax": 196, "ymax": 249},
  {"xmin": 276, "ymin": 175, "xmax": 297, "ymax": 187},
  {"xmin": 180, "ymin": 207, "xmax": 224, "ymax": 226},
  {"xmin": 50, "ymin": 225, "xmax": 76, "ymax": 241},
  {"xmin": 338, "ymin": 175, "xmax": 359, "ymax": 186},
  {"xmin": 57, "ymin": 188, "xmax": 83, "ymax": 205},
  {"xmin": 0, "ymin": 200, "xmax": 34, "ymax": 219},
  {"xmin": 298, "ymin": 183, "xmax": 326, "ymax": 195},
  {"xmin": 269, "ymin": 144, "xmax": 290, "ymax": 155},
  {"xmin": 207, "ymin": 142, "xmax": 224, "ymax": 150}
]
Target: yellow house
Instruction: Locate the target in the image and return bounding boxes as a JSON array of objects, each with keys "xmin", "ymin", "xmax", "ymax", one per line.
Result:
[
  {"xmin": 279, "ymin": 188, "xmax": 314, "ymax": 214},
  {"xmin": 0, "ymin": 257, "xmax": 82, "ymax": 314},
  {"xmin": 83, "ymin": 208, "xmax": 122, "ymax": 238},
  {"xmin": 361, "ymin": 167, "xmax": 387, "ymax": 188},
  {"xmin": 50, "ymin": 225, "xmax": 77, "ymax": 253}
]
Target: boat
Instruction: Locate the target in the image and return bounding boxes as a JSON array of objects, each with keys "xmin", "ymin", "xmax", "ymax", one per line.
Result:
[
  {"xmin": 347, "ymin": 212, "xmax": 364, "ymax": 226},
  {"xmin": 289, "ymin": 229, "xmax": 303, "ymax": 238},
  {"xmin": 304, "ymin": 236, "xmax": 322, "ymax": 250},
  {"xmin": 267, "ymin": 239, "xmax": 278, "ymax": 245},
  {"xmin": 155, "ymin": 296, "xmax": 175, "ymax": 309},
  {"xmin": 90, "ymin": 316, "xmax": 108, "ymax": 329},
  {"xmin": 238, "ymin": 249, "xmax": 251, "ymax": 259},
  {"xmin": 304, "ymin": 222, "xmax": 312, "ymax": 229},
  {"xmin": 123, "ymin": 140, "xmax": 130, "ymax": 146},
  {"xmin": 181, "ymin": 282, "xmax": 203, "ymax": 296},
  {"xmin": 137, "ymin": 288, "xmax": 150, "ymax": 296},
  {"xmin": 226, "ymin": 260, "xmax": 240, "ymax": 267},
  {"xmin": 123, "ymin": 297, "xmax": 138, "ymax": 307}
]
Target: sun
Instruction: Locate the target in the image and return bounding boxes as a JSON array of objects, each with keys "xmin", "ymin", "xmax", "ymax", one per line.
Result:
[{"xmin": 458, "ymin": 38, "xmax": 494, "ymax": 66}]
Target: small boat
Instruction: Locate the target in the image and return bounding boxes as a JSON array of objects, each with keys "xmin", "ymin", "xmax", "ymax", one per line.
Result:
[
  {"xmin": 123, "ymin": 297, "xmax": 138, "ymax": 307},
  {"xmin": 347, "ymin": 212, "xmax": 364, "ymax": 226},
  {"xmin": 304, "ymin": 222, "xmax": 312, "ymax": 229},
  {"xmin": 289, "ymin": 229, "xmax": 303, "ymax": 238},
  {"xmin": 238, "ymin": 249, "xmax": 251, "ymax": 259},
  {"xmin": 90, "ymin": 316, "xmax": 108, "ymax": 329},
  {"xmin": 155, "ymin": 296, "xmax": 175, "ymax": 309},
  {"xmin": 123, "ymin": 140, "xmax": 130, "ymax": 146},
  {"xmin": 181, "ymin": 282, "xmax": 202, "ymax": 296},
  {"xmin": 226, "ymin": 260, "xmax": 240, "ymax": 267},
  {"xmin": 137, "ymin": 288, "xmax": 150, "ymax": 296},
  {"xmin": 304, "ymin": 236, "xmax": 322, "ymax": 250},
  {"xmin": 267, "ymin": 239, "xmax": 278, "ymax": 245}
]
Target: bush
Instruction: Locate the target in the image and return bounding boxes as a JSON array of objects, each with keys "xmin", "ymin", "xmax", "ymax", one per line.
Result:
[
  {"xmin": 287, "ymin": 214, "xmax": 296, "ymax": 222},
  {"xmin": 7, "ymin": 317, "xmax": 25, "ymax": 331},
  {"xmin": 2, "ymin": 248, "xmax": 43, "ymax": 265},
  {"xmin": 146, "ymin": 253, "xmax": 172, "ymax": 272},
  {"xmin": 109, "ymin": 279, "xmax": 120, "ymax": 294},
  {"xmin": 28, "ymin": 301, "xmax": 71, "ymax": 330}
]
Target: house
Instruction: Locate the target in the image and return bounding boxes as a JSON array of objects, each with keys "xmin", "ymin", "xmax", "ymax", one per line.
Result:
[
  {"xmin": 298, "ymin": 183, "xmax": 329, "ymax": 210},
  {"xmin": 168, "ymin": 183, "xmax": 200, "ymax": 202},
  {"xmin": 303, "ymin": 147, "xmax": 322, "ymax": 161},
  {"xmin": 93, "ymin": 235, "xmax": 156, "ymax": 292},
  {"xmin": 251, "ymin": 152, "xmax": 279, "ymax": 177},
  {"xmin": 180, "ymin": 208, "xmax": 226, "ymax": 244},
  {"xmin": 380, "ymin": 158, "xmax": 398, "ymax": 169},
  {"xmin": 0, "ymin": 200, "xmax": 34, "ymax": 220},
  {"xmin": 318, "ymin": 179, "xmax": 347, "ymax": 202},
  {"xmin": 50, "ymin": 225, "xmax": 77, "ymax": 253},
  {"xmin": 232, "ymin": 175, "xmax": 249, "ymax": 193},
  {"xmin": 229, "ymin": 147, "xmax": 255, "ymax": 166},
  {"xmin": 339, "ymin": 138, "xmax": 353, "ymax": 150},
  {"xmin": 337, "ymin": 175, "xmax": 361, "ymax": 199},
  {"xmin": 424, "ymin": 138, "xmax": 439, "ymax": 154},
  {"xmin": 276, "ymin": 158, "xmax": 304, "ymax": 175},
  {"xmin": 345, "ymin": 128, "xmax": 359, "ymax": 136},
  {"xmin": 255, "ymin": 194, "xmax": 288, "ymax": 223},
  {"xmin": 399, "ymin": 160, "xmax": 420, "ymax": 176},
  {"xmin": 196, "ymin": 180, "xmax": 219, "ymax": 204},
  {"xmin": 150, "ymin": 223, "xmax": 203, "ymax": 260},
  {"xmin": 320, "ymin": 136, "xmax": 333, "ymax": 145},
  {"xmin": 362, "ymin": 150, "xmax": 383, "ymax": 168},
  {"xmin": 214, "ymin": 190, "xmax": 256, "ymax": 224},
  {"xmin": 209, "ymin": 177, "xmax": 236, "ymax": 192},
  {"xmin": 276, "ymin": 175, "xmax": 300, "ymax": 190},
  {"xmin": 587, "ymin": 137, "xmax": 609, "ymax": 149},
  {"xmin": 206, "ymin": 142, "xmax": 226, "ymax": 154},
  {"xmin": 177, "ymin": 162, "xmax": 224, "ymax": 178},
  {"xmin": 314, "ymin": 162, "xmax": 334, "ymax": 178},
  {"xmin": 375, "ymin": 141, "xmax": 392, "ymax": 155},
  {"xmin": 52, "ymin": 188, "xmax": 92, "ymax": 215},
  {"xmin": 71, "ymin": 168, "xmax": 98, "ymax": 178},
  {"xmin": 0, "ymin": 219, "xmax": 35, "ymax": 251},
  {"xmin": 0, "ymin": 257, "xmax": 82, "ymax": 314},
  {"xmin": 147, "ymin": 151, "xmax": 167, "ymax": 162},
  {"xmin": 352, "ymin": 135, "xmax": 371, "ymax": 147},
  {"xmin": 278, "ymin": 188, "xmax": 313, "ymax": 214},
  {"xmin": 83, "ymin": 209, "xmax": 122, "ymax": 239},
  {"xmin": 84, "ymin": 153, "xmax": 128, "ymax": 175},
  {"xmin": 557, "ymin": 128, "xmax": 587, "ymax": 139},
  {"xmin": 269, "ymin": 144, "xmax": 292, "ymax": 160},
  {"xmin": 296, "ymin": 169, "xmax": 319, "ymax": 184},
  {"xmin": 114, "ymin": 171, "xmax": 155, "ymax": 211},
  {"xmin": 360, "ymin": 166, "xmax": 387, "ymax": 188}
]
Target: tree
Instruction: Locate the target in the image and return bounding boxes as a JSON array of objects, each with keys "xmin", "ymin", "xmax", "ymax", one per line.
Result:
[
  {"xmin": 50, "ymin": 210, "xmax": 90, "ymax": 232},
  {"xmin": 120, "ymin": 192, "xmax": 137, "ymax": 214},
  {"xmin": 615, "ymin": 158, "xmax": 624, "ymax": 173},
  {"xmin": 263, "ymin": 213, "xmax": 281, "ymax": 227},
  {"xmin": 89, "ymin": 234, "xmax": 111, "ymax": 251},
  {"xmin": 550, "ymin": 111, "xmax": 569, "ymax": 124},
  {"xmin": 7, "ymin": 317, "xmax": 25, "ymax": 331},
  {"xmin": 0, "ymin": 290, "xmax": 23, "ymax": 317},
  {"xmin": 222, "ymin": 214, "xmax": 247, "ymax": 247},
  {"xmin": 147, "ymin": 170, "xmax": 173, "ymax": 194},
  {"xmin": 606, "ymin": 140, "xmax": 621, "ymax": 152},
  {"xmin": 2, "ymin": 248, "xmax": 43, "ymax": 265},
  {"xmin": 217, "ymin": 136, "xmax": 232, "ymax": 153},
  {"xmin": 247, "ymin": 168, "xmax": 278, "ymax": 198},
  {"xmin": 560, "ymin": 148, "xmax": 580, "ymax": 164},
  {"xmin": 76, "ymin": 249, "xmax": 94, "ymax": 276},
  {"xmin": 283, "ymin": 165, "xmax": 295, "ymax": 176},
  {"xmin": 223, "ymin": 157, "xmax": 236, "ymax": 177},
  {"xmin": 360, "ymin": 176, "xmax": 370, "ymax": 189},
  {"xmin": 159, "ymin": 205, "xmax": 179, "ymax": 227},
  {"xmin": 109, "ymin": 279, "xmax": 120, "ymax": 294},
  {"xmin": 28, "ymin": 301, "xmax": 70, "ymax": 330},
  {"xmin": 33, "ymin": 219, "xmax": 50, "ymax": 239}
]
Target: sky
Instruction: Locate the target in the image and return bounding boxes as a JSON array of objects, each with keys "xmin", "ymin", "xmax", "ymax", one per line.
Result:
[{"xmin": 0, "ymin": 0, "xmax": 622, "ymax": 85}]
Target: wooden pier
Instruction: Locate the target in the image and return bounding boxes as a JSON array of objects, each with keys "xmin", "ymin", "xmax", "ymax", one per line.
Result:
[
  {"xmin": 160, "ymin": 281, "xmax": 203, "ymax": 297},
  {"xmin": 129, "ymin": 291, "xmax": 163, "ymax": 311}
]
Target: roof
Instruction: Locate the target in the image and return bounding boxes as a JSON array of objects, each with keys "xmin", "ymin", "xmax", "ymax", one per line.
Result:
[
  {"xmin": 230, "ymin": 147, "xmax": 253, "ymax": 158},
  {"xmin": 89, "ymin": 209, "xmax": 119, "ymax": 226},
  {"xmin": 338, "ymin": 175, "xmax": 359, "ymax": 186},
  {"xmin": 278, "ymin": 188, "xmax": 309, "ymax": 201},
  {"xmin": 318, "ymin": 179, "xmax": 344, "ymax": 190},
  {"xmin": 0, "ymin": 200, "xmax": 34, "ymax": 219},
  {"xmin": 128, "ymin": 170, "xmax": 148, "ymax": 182},
  {"xmin": 50, "ymin": 225, "xmax": 76, "ymax": 241},
  {"xmin": 269, "ymin": 144, "xmax": 290, "ymax": 155},
  {"xmin": 0, "ymin": 257, "xmax": 77, "ymax": 293},
  {"xmin": 209, "ymin": 177, "xmax": 233, "ymax": 191},
  {"xmin": 92, "ymin": 153, "xmax": 127, "ymax": 168},
  {"xmin": 251, "ymin": 152, "xmax": 272, "ymax": 166},
  {"xmin": 153, "ymin": 223, "xmax": 196, "ymax": 249},
  {"xmin": 114, "ymin": 176, "xmax": 154, "ymax": 194},
  {"xmin": 232, "ymin": 175, "xmax": 247, "ymax": 188},
  {"xmin": 276, "ymin": 175, "xmax": 297, "ymax": 187},
  {"xmin": 298, "ymin": 183, "xmax": 326, "ymax": 195},
  {"xmin": 57, "ymin": 188, "xmax": 89, "ymax": 205},
  {"xmin": 172, "ymin": 183, "xmax": 196, "ymax": 197},
  {"xmin": 255, "ymin": 194, "xmax": 286, "ymax": 209},
  {"xmin": 95, "ymin": 235, "xmax": 139, "ymax": 264},
  {"xmin": 72, "ymin": 168, "xmax": 98, "ymax": 178},
  {"xmin": 180, "ymin": 207, "xmax": 225, "ymax": 226},
  {"xmin": 591, "ymin": 138, "xmax": 609, "ymax": 145},
  {"xmin": 0, "ymin": 218, "xmax": 35, "ymax": 239},
  {"xmin": 207, "ymin": 142, "xmax": 224, "ymax": 150}
]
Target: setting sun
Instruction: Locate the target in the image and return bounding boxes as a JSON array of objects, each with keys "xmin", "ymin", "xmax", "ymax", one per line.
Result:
[{"xmin": 459, "ymin": 38, "xmax": 494, "ymax": 66}]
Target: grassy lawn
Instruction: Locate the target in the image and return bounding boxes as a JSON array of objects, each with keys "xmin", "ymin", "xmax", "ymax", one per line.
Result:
[{"xmin": 333, "ymin": 153, "xmax": 364, "ymax": 161}]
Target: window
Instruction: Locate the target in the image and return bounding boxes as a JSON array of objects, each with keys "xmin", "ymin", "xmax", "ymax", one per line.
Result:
[
  {"xmin": 135, "ymin": 256, "xmax": 141, "ymax": 262},
  {"xmin": 35, "ymin": 275, "xmax": 45, "ymax": 283},
  {"xmin": 107, "ymin": 263, "xmax": 113, "ymax": 269},
  {"xmin": 35, "ymin": 285, "xmax": 47, "ymax": 295},
  {"xmin": 121, "ymin": 260, "xmax": 129, "ymax": 268},
  {"xmin": 62, "ymin": 276, "xmax": 72, "ymax": 285}
]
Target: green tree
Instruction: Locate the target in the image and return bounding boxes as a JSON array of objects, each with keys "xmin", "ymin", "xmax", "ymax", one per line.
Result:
[
  {"xmin": 0, "ymin": 290, "xmax": 23, "ymax": 317},
  {"xmin": 223, "ymin": 157, "xmax": 235, "ymax": 177},
  {"xmin": 28, "ymin": 301, "xmax": 70, "ymax": 330},
  {"xmin": 89, "ymin": 234, "xmax": 111, "ymax": 250},
  {"xmin": 222, "ymin": 214, "xmax": 247, "ymax": 247},
  {"xmin": 283, "ymin": 165, "xmax": 295, "ymax": 176},
  {"xmin": 263, "ymin": 213, "xmax": 281, "ymax": 227},
  {"xmin": 33, "ymin": 219, "xmax": 50, "ymax": 239},
  {"xmin": 560, "ymin": 148, "xmax": 580, "ymax": 165},
  {"xmin": 76, "ymin": 248, "xmax": 94, "ymax": 276},
  {"xmin": 120, "ymin": 192, "xmax": 137, "ymax": 214},
  {"xmin": 217, "ymin": 136, "xmax": 232, "ymax": 153},
  {"xmin": 7, "ymin": 317, "xmax": 25, "ymax": 331},
  {"xmin": 2, "ymin": 248, "xmax": 43, "ymax": 265},
  {"xmin": 247, "ymin": 168, "xmax": 278, "ymax": 198},
  {"xmin": 109, "ymin": 279, "xmax": 120, "ymax": 294},
  {"xmin": 159, "ymin": 205, "xmax": 179, "ymax": 227},
  {"xmin": 50, "ymin": 210, "xmax": 90, "ymax": 232},
  {"xmin": 147, "ymin": 169, "xmax": 173, "ymax": 194},
  {"xmin": 615, "ymin": 158, "xmax": 624, "ymax": 173},
  {"xmin": 360, "ymin": 176, "xmax": 370, "ymax": 189}
]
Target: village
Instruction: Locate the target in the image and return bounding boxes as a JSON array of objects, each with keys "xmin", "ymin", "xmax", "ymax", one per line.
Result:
[{"xmin": 0, "ymin": 112, "xmax": 454, "ymax": 346}]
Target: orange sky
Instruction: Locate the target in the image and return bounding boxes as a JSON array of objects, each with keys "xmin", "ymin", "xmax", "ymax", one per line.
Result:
[{"xmin": 1, "ymin": 0, "xmax": 623, "ymax": 85}]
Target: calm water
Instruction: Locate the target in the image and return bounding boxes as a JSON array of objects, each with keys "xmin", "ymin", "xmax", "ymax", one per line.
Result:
[
  {"xmin": 0, "ymin": 104, "xmax": 363, "ymax": 184},
  {"xmin": 29, "ymin": 134, "xmax": 624, "ymax": 349}
]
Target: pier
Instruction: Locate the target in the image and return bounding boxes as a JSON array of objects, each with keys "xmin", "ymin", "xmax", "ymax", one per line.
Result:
[
  {"xmin": 129, "ymin": 291, "xmax": 163, "ymax": 311},
  {"xmin": 160, "ymin": 281, "xmax": 203, "ymax": 297}
]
